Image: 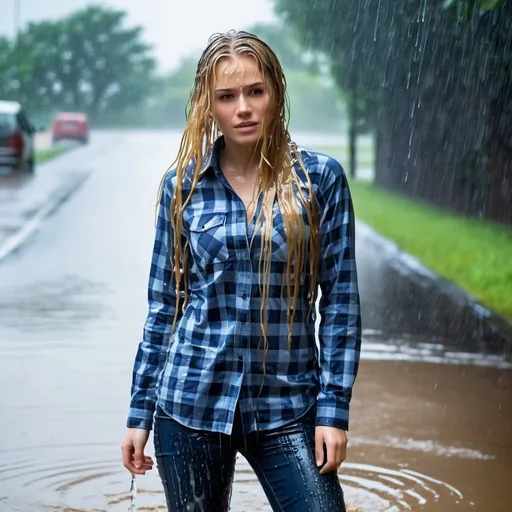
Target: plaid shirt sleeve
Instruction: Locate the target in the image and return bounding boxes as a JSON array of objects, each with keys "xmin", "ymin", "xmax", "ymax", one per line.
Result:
[
  {"xmin": 127, "ymin": 172, "xmax": 177, "ymax": 430},
  {"xmin": 316, "ymin": 158, "xmax": 362, "ymax": 431}
]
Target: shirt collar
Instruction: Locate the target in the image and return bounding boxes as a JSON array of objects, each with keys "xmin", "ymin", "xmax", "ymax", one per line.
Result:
[{"xmin": 198, "ymin": 136, "xmax": 225, "ymax": 178}]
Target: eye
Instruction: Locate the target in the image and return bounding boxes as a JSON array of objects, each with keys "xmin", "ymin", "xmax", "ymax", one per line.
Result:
[
  {"xmin": 251, "ymin": 88, "xmax": 264, "ymax": 96},
  {"xmin": 219, "ymin": 94, "xmax": 234, "ymax": 101}
]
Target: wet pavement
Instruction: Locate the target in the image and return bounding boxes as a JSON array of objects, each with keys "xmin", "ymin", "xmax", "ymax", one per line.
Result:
[
  {"xmin": 0, "ymin": 134, "xmax": 115, "ymax": 262},
  {"xmin": 0, "ymin": 130, "xmax": 511, "ymax": 511}
]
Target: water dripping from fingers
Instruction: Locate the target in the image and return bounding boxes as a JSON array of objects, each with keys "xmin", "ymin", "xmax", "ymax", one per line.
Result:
[{"xmin": 128, "ymin": 476, "xmax": 137, "ymax": 512}]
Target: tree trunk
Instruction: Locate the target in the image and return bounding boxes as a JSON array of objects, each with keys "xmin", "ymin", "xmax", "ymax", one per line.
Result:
[{"xmin": 349, "ymin": 120, "xmax": 357, "ymax": 179}]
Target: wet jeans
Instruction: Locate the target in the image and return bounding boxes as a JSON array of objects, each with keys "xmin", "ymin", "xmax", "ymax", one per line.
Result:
[{"xmin": 153, "ymin": 405, "xmax": 346, "ymax": 512}]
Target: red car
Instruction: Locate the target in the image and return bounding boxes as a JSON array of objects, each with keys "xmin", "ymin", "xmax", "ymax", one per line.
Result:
[{"xmin": 52, "ymin": 112, "xmax": 89, "ymax": 144}]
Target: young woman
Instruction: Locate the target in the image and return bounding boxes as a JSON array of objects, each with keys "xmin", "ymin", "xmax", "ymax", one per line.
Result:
[{"xmin": 121, "ymin": 30, "xmax": 361, "ymax": 512}]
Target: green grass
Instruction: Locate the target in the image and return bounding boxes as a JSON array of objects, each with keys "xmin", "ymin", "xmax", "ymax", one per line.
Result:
[
  {"xmin": 348, "ymin": 180, "xmax": 512, "ymax": 319},
  {"xmin": 34, "ymin": 146, "xmax": 70, "ymax": 163},
  {"xmin": 313, "ymin": 142, "xmax": 512, "ymax": 318}
]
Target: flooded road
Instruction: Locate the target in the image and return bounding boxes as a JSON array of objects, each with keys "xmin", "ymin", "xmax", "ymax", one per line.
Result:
[{"xmin": 0, "ymin": 131, "xmax": 510, "ymax": 511}]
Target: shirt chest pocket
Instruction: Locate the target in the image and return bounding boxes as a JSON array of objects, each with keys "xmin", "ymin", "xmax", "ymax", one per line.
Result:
[{"xmin": 187, "ymin": 212, "xmax": 230, "ymax": 267}]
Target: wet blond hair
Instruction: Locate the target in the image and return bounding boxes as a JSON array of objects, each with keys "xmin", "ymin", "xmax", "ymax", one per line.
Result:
[{"xmin": 163, "ymin": 30, "xmax": 319, "ymax": 355}]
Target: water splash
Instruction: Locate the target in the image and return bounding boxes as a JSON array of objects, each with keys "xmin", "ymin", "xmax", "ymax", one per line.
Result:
[{"xmin": 128, "ymin": 476, "xmax": 137, "ymax": 512}]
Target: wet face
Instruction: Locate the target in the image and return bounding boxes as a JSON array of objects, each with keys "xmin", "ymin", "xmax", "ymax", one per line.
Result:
[{"xmin": 212, "ymin": 53, "xmax": 271, "ymax": 146}]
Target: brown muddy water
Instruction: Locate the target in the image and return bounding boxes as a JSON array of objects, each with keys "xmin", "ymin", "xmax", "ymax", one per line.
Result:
[{"xmin": 0, "ymin": 341, "xmax": 510, "ymax": 512}]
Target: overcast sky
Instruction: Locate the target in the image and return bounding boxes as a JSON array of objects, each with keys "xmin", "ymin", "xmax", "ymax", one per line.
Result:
[{"xmin": 0, "ymin": 0, "xmax": 277, "ymax": 72}]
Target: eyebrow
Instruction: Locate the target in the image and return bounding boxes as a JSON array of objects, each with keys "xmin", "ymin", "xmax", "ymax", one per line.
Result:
[{"xmin": 215, "ymin": 82, "xmax": 265, "ymax": 93}]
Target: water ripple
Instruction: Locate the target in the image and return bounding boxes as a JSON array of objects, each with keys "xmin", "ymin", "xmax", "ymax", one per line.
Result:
[{"xmin": 0, "ymin": 443, "xmax": 466, "ymax": 512}]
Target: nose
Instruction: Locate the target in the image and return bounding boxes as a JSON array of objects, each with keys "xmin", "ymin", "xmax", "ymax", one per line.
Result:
[{"xmin": 236, "ymin": 94, "xmax": 252, "ymax": 116}]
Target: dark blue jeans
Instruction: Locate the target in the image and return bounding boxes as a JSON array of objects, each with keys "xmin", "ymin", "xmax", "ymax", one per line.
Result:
[{"xmin": 154, "ymin": 405, "xmax": 346, "ymax": 512}]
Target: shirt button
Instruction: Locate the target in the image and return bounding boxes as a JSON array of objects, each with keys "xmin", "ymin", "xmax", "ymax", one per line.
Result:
[{"xmin": 242, "ymin": 292, "xmax": 248, "ymax": 300}]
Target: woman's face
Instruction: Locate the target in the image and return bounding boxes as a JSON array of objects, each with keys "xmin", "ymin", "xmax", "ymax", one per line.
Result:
[{"xmin": 212, "ymin": 53, "xmax": 271, "ymax": 147}]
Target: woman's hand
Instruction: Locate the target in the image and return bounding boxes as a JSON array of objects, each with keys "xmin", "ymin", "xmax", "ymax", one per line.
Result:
[
  {"xmin": 315, "ymin": 426, "xmax": 347, "ymax": 475},
  {"xmin": 121, "ymin": 428, "xmax": 154, "ymax": 476}
]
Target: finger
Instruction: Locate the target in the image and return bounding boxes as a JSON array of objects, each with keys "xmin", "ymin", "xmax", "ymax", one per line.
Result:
[
  {"xmin": 142, "ymin": 457, "xmax": 154, "ymax": 469},
  {"xmin": 133, "ymin": 445, "xmax": 145, "ymax": 470},
  {"xmin": 337, "ymin": 432, "xmax": 348, "ymax": 466},
  {"xmin": 339, "ymin": 442, "xmax": 347, "ymax": 464},
  {"xmin": 315, "ymin": 430, "xmax": 325, "ymax": 467},
  {"xmin": 331, "ymin": 445, "xmax": 343, "ymax": 471},
  {"xmin": 319, "ymin": 442, "xmax": 337, "ymax": 475},
  {"xmin": 126, "ymin": 463, "xmax": 148, "ymax": 476},
  {"xmin": 121, "ymin": 443, "xmax": 134, "ymax": 470},
  {"xmin": 122, "ymin": 444, "xmax": 147, "ymax": 475}
]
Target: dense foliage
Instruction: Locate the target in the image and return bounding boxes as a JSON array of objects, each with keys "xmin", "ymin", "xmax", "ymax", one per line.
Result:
[{"xmin": 274, "ymin": 0, "xmax": 512, "ymax": 224}]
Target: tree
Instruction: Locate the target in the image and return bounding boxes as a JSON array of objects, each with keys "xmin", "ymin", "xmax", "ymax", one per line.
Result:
[
  {"xmin": 0, "ymin": 37, "xmax": 16, "ymax": 99},
  {"xmin": 143, "ymin": 23, "xmax": 346, "ymax": 131},
  {"xmin": 11, "ymin": 20, "xmax": 67, "ymax": 114},
  {"xmin": 247, "ymin": 23, "xmax": 311, "ymax": 71},
  {"xmin": 1, "ymin": 5, "xmax": 157, "ymax": 123},
  {"xmin": 56, "ymin": 6, "xmax": 156, "ymax": 119},
  {"xmin": 273, "ymin": 0, "xmax": 512, "ymax": 225},
  {"xmin": 443, "ymin": 0, "xmax": 506, "ymax": 20},
  {"xmin": 149, "ymin": 57, "xmax": 197, "ymax": 127}
]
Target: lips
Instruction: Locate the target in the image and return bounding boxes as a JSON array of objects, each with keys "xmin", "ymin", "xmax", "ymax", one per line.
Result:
[{"xmin": 235, "ymin": 122, "xmax": 257, "ymax": 128}]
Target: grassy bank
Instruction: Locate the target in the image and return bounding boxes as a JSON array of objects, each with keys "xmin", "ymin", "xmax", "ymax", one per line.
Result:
[
  {"xmin": 34, "ymin": 146, "xmax": 70, "ymax": 163},
  {"xmin": 348, "ymin": 180, "xmax": 512, "ymax": 319}
]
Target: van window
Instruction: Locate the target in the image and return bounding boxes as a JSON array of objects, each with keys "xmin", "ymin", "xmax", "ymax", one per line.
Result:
[
  {"xmin": 0, "ymin": 113, "xmax": 16, "ymax": 135},
  {"xmin": 17, "ymin": 110, "xmax": 33, "ymax": 132}
]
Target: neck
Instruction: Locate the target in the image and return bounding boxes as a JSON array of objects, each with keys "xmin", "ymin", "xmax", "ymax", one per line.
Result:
[{"xmin": 221, "ymin": 138, "xmax": 261, "ymax": 176}]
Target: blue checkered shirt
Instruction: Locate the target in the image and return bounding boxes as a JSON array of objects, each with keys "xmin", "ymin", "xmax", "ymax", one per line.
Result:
[{"xmin": 127, "ymin": 137, "xmax": 361, "ymax": 434}]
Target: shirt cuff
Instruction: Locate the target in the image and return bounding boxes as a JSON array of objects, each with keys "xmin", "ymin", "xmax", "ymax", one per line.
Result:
[
  {"xmin": 126, "ymin": 405, "xmax": 154, "ymax": 431},
  {"xmin": 316, "ymin": 393, "xmax": 350, "ymax": 431}
]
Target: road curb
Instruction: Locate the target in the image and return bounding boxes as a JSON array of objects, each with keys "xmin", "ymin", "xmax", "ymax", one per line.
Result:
[
  {"xmin": 356, "ymin": 220, "xmax": 512, "ymax": 348},
  {"xmin": 0, "ymin": 170, "xmax": 91, "ymax": 264}
]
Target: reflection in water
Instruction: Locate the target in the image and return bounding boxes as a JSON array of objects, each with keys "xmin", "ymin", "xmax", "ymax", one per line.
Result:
[
  {"xmin": 351, "ymin": 436, "xmax": 494, "ymax": 461},
  {"xmin": 0, "ymin": 170, "xmax": 33, "ymax": 188},
  {"xmin": 362, "ymin": 331, "xmax": 512, "ymax": 369}
]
